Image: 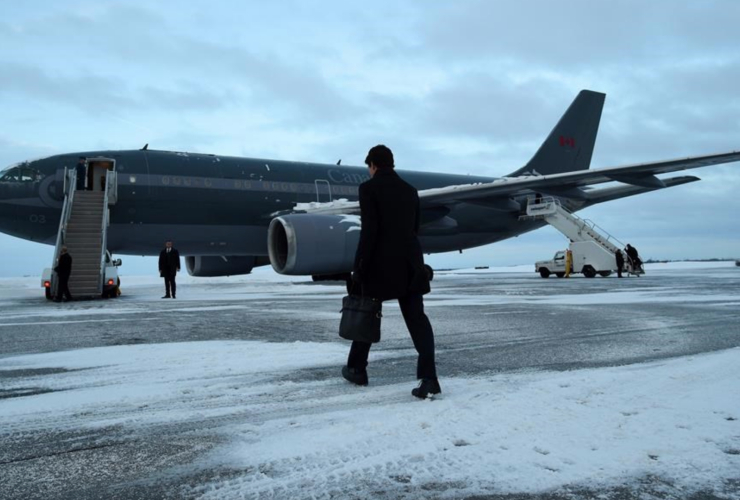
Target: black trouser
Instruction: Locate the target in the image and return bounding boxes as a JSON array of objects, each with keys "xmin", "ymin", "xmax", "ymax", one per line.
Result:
[
  {"xmin": 617, "ymin": 264, "xmax": 623, "ymax": 278},
  {"xmin": 348, "ymin": 293, "xmax": 437, "ymax": 379},
  {"xmin": 163, "ymin": 272, "xmax": 177, "ymax": 297},
  {"xmin": 57, "ymin": 275, "xmax": 72, "ymax": 300}
]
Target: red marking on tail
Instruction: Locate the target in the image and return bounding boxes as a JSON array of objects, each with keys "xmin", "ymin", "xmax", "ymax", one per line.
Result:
[{"xmin": 559, "ymin": 136, "xmax": 576, "ymax": 148}]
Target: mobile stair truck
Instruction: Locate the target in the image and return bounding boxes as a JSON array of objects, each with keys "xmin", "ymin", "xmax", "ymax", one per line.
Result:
[
  {"xmin": 524, "ymin": 197, "xmax": 644, "ymax": 278},
  {"xmin": 42, "ymin": 159, "xmax": 122, "ymax": 299}
]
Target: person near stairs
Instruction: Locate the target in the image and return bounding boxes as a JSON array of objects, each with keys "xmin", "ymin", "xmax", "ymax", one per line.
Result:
[
  {"xmin": 615, "ymin": 249, "xmax": 624, "ymax": 278},
  {"xmin": 54, "ymin": 246, "xmax": 73, "ymax": 302},
  {"xmin": 158, "ymin": 240, "xmax": 181, "ymax": 299},
  {"xmin": 625, "ymin": 244, "xmax": 641, "ymax": 270},
  {"xmin": 75, "ymin": 157, "xmax": 87, "ymax": 191}
]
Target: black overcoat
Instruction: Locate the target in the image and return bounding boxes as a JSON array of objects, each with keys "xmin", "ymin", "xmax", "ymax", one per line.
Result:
[
  {"xmin": 159, "ymin": 248, "xmax": 181, "ymax": 276},
  {"xmin": 615, "ymin": 250, "xmax": 624, "ymax": 267},
  {"xmin": 54, "ymin": 253, "xmax": 72, "ymax": 278},
  {"xmin": 353, "ymin": 168, "xmax": 430, "ymax": 301}
]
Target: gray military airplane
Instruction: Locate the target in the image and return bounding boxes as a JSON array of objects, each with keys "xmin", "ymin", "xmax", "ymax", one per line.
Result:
[{"xmin": 1, "ymin": 90, "xmax": 738, "ymax": 278}]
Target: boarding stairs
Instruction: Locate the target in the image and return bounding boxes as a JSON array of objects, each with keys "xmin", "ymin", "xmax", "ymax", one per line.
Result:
[
  {"xmin": 521, "ymin": 197, "xmax": 643, "ymax": 275},
  {"xmin": 50, "ymin": 163, "xmax": 118, "ymax": 299}
]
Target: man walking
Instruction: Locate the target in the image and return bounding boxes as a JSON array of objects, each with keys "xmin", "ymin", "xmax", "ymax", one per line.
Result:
[
  {"xmin": 158, "ymin": 240, "xmax": 181, "ymax": 298},
  {"xmin": 342, "ymin": 145, "xmax": 440, "ymax": 399},
  {"xmin": 54, "ymin": 246, "xmax": 73, "ymax": 302}
]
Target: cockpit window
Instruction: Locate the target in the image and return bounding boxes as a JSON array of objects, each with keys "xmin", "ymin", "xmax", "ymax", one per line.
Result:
[{"xmin": 0, "ymin": 164, "xmax": 45, "ymax": 183}]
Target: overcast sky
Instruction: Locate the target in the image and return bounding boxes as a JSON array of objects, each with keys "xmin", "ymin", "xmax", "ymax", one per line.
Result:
[{"xmin": 1, "ymin": 1, "xmax": 739, "ymax": 278}]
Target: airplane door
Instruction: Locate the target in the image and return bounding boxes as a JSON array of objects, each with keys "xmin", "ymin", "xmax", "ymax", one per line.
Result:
[
  {"xmin": 87, "ymin": 159, "xmax": 115, "ymax": 192},
  {"xmin": 315, "ymin": 179, "xmax": 332, "ymax": 203}
]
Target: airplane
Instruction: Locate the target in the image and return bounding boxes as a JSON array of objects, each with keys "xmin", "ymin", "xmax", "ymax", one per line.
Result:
[{"xmin": 1, "ymin": 89, "xmax": 738, "ymax": 280}]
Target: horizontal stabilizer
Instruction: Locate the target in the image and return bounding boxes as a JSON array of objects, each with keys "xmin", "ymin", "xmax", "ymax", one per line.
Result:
[
  {"xmin": 582, "ymin": 176, "xmax": 700, "ymax": 207},
  {"xmin": 607, "ymin": 173, "xmax": 666, "ymax": 188}
]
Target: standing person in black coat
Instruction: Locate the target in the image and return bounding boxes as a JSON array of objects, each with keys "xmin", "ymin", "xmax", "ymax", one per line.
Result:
[
  {"xmin": 75, "ymin": 157, "xmax": 87, "ymax": 191},
  {"xmin": 342, "ymin": 145, "xmax": 440, "ymax": 399},
  {"xmin": 615, "ymin": 249, "xmax": 624, "ymax": 278},
  {"xmin": 54, "ymin": 246, "xmax": 73, "ymax": 302},
  {"xmin": 158, "ymin": 240, "xmax": 181, "ymax": 299}
]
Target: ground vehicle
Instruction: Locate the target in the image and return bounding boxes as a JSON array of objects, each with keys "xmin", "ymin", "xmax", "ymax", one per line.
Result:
[
  {"xmin": 535, "ymin": 250, "xmax": 567, "ymax": 278},
  {"xmin": 536, "ymin": 241, "xmax": 617, "ymax": 278}
]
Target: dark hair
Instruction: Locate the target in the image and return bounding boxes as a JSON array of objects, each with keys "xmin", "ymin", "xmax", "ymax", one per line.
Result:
[{"xmin": 365, "ymin": 144, "xmax": 394, "ymax": 169}]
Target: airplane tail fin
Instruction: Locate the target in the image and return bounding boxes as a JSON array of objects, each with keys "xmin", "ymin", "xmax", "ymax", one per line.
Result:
[{"xmin": 509, "ymin": 90, "xmax": 605, "ymax": 177}]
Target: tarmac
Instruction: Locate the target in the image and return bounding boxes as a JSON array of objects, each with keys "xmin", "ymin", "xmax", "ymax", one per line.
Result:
[{"xmin": 1, "ymin": 263, "xmax": 739, "ymax": 499}]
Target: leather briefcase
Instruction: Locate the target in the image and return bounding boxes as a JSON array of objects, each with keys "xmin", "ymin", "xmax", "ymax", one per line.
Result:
[{"xmin": 339, "ymin": 294, "xmax": 382, "ymax": 343}]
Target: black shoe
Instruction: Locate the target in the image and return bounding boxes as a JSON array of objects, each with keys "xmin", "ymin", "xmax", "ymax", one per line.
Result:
[
  {"xmin": 172, "ymin": 295, "xmax": 176, "ymax": 299},
  {"xmin": 412, "ymin": 378, "xmax": 442, "ymax": 399},
  {"xmin": 342, "ymin": 366, "xmax": 368, "ymax": 386},
  {"xmin": 162, "ymin": 295, "xmax": 171, "ymax": 299}
]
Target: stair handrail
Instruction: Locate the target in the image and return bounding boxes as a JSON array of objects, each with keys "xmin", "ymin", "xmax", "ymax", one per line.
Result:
[
  {"xmin": 556, "ymin": 208, "xmax": 623, "ymax": 252},
  {"xmin": 96, "ymin": 170, "xmax": 113, "ymax": 295},
  {"xmin": 579, "ymin": 218, "xmax": 626, "ymax": 251},
  {"xmin": 50, "ymin": 168, "xmax": 77, "ymax": 297},
  {"xmin": 530, "ymin": 196, "xmax": 625, "ymax": 252}
]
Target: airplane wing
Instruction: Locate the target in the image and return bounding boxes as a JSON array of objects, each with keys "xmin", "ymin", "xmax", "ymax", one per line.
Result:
[
  {"xmin": 289, "ymin": 150, "xmax": 740, "ymax": 216},
  {"xmin": 420, "ymin": 150, "xmax": 740, "ymax": 206}
]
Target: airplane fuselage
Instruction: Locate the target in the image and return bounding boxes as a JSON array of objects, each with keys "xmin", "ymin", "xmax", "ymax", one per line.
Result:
[{"xmin": 0, "ymin": 150, "xmax": 554, "ymax": 258}]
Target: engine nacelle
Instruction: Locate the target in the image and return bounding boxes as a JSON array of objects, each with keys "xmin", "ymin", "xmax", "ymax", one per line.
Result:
[
  {"xmin": 186, "ymin": 256, "xmax": 258, "ymax": 277},
  {"xmin": 268, "ymin": 214, "xmax": 361, "ymax": 275}
]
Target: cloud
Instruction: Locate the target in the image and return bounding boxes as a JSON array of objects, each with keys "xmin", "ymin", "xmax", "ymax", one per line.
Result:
[
  {"xmin": 0, "ymin": 4, "xmax": 362, "ymax": 126},
  {"xmin": 0, "ymin": 1, "xmax": 738, "ymax": 276}
]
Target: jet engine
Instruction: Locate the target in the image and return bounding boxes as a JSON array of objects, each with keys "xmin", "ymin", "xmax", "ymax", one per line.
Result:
[
  {"xmin": 268, "ymin": 214, "xmax": 360, "ymax": 275},
  {"xmin": 185, "ymin": 255, "xmax": 268, "ymax": 277}
]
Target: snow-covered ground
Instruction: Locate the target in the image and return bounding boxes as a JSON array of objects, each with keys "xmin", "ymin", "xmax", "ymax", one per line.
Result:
[
  {"xmin": 1, "ymin": 261, "xmax": 738, "ymax": 499},
  {"xmin": 1, "ymin": 341, "xmax": 738, "ymax": 498}
]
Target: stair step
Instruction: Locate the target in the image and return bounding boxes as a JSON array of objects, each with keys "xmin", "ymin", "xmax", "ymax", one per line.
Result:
[{"xmin": 64, "ymin": 250, "xmax": 100, "ymax": 254}]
